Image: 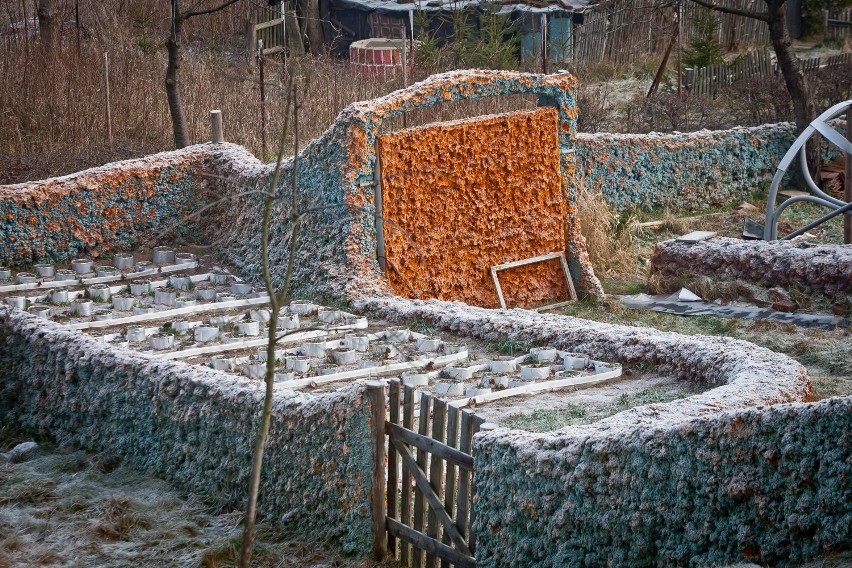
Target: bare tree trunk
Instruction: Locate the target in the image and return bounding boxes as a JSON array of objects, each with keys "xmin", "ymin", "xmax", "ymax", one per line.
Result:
[
  {"xmin": 766, "ymin": 0, "xmax": 818, "ymax": 176},
  {"xmin": 38, "ymin": 0, "xmax": 58, "ymax": 48},
  {"xmin": 766, "ymin": 0, "xmax": 814, "ymax": 133},
  {"xmin": 166, "ymin": 0, "xmax": 190, "ymax": 149},
  {"xmin": 298, "ymin": 0, "xmax": 324, "ymax": 53}
]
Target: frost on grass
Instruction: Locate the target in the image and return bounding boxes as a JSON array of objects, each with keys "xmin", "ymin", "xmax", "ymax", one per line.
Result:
[{"xmin": 0, "ymin": 439, "xmax": 364, "ymax": 568}]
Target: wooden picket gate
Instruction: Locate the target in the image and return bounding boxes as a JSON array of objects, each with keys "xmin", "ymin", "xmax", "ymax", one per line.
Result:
[{"xmin": 373, "ymin": 378, "xmax": 487, "ymax": 567}]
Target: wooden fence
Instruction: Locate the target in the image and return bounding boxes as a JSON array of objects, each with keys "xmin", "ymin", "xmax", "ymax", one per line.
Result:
[
  {"xmin": 573, "ymin": 0, "xmax": 769, "ymax": 66},
  {"xmin": 825, "ymin": 8, "xmax": 852, "ymax": 41},
  {"xmin": 376, "ymin": 379, "xmax": 486, "ymax": 567},
  {"xmin": 245, "ymin": 3, "xmax": 304, "ymax": 57},
  {"xmin": 684, "ymin": 51, "xmax": 852, "ymax": 97}
]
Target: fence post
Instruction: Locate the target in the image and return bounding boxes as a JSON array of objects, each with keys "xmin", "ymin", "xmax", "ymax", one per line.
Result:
[
  {"xmin": 103, "ymin": 52, "xmax": 112, "ymax": 145},
  {"xmin": 367, "ymin": 380, "xmax": 387, "ymax": 560},
  {"xmin": 210, "ymin": 110, "xmax": 223, "ymax": 143}
]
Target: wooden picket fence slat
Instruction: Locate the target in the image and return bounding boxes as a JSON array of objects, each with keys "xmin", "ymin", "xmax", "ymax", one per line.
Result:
[
  {"xmin": 684, "ymin": 50, "xmax": 851, "ymax": 98},
  {"xmin": 384, "ymin": 380, "xmax": 481, "ymax": 567}
]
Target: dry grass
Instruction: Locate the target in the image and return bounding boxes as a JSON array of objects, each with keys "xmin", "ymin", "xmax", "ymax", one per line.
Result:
[
  {"xmin": 0, "ymin": 440, "xmax": 394, "ymax": 568},
  {"xmin": 574, "ymin": 178, "xmax": 643, "ymax": 279}
]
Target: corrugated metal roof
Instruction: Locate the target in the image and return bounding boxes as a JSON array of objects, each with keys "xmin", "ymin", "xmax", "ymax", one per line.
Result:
[{"xmin": 329, "ymin": 0, "xmax": 592, "ymax": 16}]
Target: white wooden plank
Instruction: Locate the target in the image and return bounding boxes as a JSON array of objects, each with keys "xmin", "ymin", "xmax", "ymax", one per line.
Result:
[{"xmin": 675, "ymin": 231, "xmax": 717, "ymax": 243}]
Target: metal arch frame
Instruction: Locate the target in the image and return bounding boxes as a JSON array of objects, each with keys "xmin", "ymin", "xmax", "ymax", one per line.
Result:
[{"xmin": 764, "ymin": 99, "xmax": 852, "ymax": 241}]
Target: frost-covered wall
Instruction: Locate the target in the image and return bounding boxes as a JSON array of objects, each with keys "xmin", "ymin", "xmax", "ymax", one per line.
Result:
[
  {"xmin": 575, "ymin": 123, "xmax": 797, "ymax": 211},
  {"xmin": 474, "ymin": 396, "xmax": 851, "ymax": 567},
  {"xmin": 650, "ymin": 237, "xmax": 852, "ymax": 299},
  {"xmin": 353, "ymin": 296, "xmax": 851, "ymax": 567},
  {"xmin": 0, "ymin": 308, "xmax": 376, "ymax": 554},
  {"xmin": 0, "ymin": 146, "xmax": 212, "ymax": 266}
]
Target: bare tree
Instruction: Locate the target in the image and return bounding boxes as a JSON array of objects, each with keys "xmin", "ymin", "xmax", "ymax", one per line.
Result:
[
  {"xmin": 688, "ymin": 0, "xmax": 815, "ymax": 134},
  {"xmin": 238, "ymin": 76, "xmax": 300, "ymax": 568},
  {"xmin": 298, "ymin": 0, "xmax": 325, "ymax": 53},
  {"xmin": 166, "ymin": 0, "xmax": 243, "ymax": 148},
  {"xmin": 37, "ymin": 0, "xmax": 59, "ymax": 48}
]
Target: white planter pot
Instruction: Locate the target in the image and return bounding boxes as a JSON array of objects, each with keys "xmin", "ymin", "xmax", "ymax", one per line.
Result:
[
  {"xmin": 253, "ymin": 348, "xmax": 284, "ymax": 362},
  {"xmin": 96, "ymin": 265, "xmax": 118, "ymax": 277},
  {"xmin": 5, "ymin": 296, "xmax": 26, "ymax": 309},
  {"xmin": 154, "ymin": 290, "xmax": 176, "ymax": 306},
  {"xmin": 274, "ymin": 371, "xmax": 296, "ymax": 383},
  {"xmin": 172, "ymin": 320, "xmax": 190, "ymax": 334},
  {"xmin": 28, "ymin": 305, "xmax": 51, "ymax": 319},
  {"xmin": 531, "ymin": 347, "xmax": 558, "ymax": 363},
  {"xmin": 149, "ymin": 333, "xmax": 175, "ymax": 350},
  {"xmin": 51, "ymin": 288, "xmax": 69, "ymax": 304},
  {"xmin": 112, "ymin": 296, "xmax": 135, "ymax": 311},
  {"xmin": 126, "ymin": 326, "xmax": 147, "ymax": 342},
  {"xmin": 113, "ymin": 253, "xmax": 134, "ymax": 270},
  {"xmin": 129, "ymin": 279, "xmax": 151, "ymax": 296},
  {"xmin": 401, "ymin": 371, "xmax": 430, "ymax": 387},
  {"xmin": 216, "ymin": 293, "xmax": 236, "ymax": 303},
  {"xmin": 444, "ymin": 366, "xmax": 474, "ymax": 381},
  {"xmin": 175, "ymin": 252, "xmax": 196, "ymax": 264},
  {"xmin": 135, "ymin": 261, "xmax": 154, "ymax": 272},
  {"xmin": 289, "ymin": 300, "xmax": 316, "ymax": 315},
  {"xmin": 344, "ymin": 316, "xmax": 369, "ymax": 329},
  {"xmin": 242, "ymin": 362, "xmax": 267, "ymax": 380},
  {"xmin": 317, "ymin": 308, "xmax": 343, "ymax": 324},
  {"xmin": 222, "ymin": 332, "xmax": 247, "ymax": 344},
  {"xmin": 520, "ymin": 365, "xmax": 551, "ymax": 380},
  {"xmin": 384, "ymin": 326, "xmax": 410, "ymax": 343},
  {"xmin": 152, "ymin": 247, "xmax": 175, "ymax": 265},
  {"xmin": 230, "ymin": 282, "xmax": 253, "ymax": 295},
  {"xmin": 466, "ymin": 387, "xmax": 492, "ymax": 397},
  {"xmin": 416, "ymin": 337, "xmax": 442, "ymax": 352},
  {"xmin": 317, "ymin": 364, "xmax": 339, "ymax": 376},
  {"xmin": 489, "ymin": 356, "xmax": 517, "ymax": 373},
  {"xmin": 277, "ymin": 312, "xmax": 300, "ymax": 330},
  {"xmin": 194, "ymin": 326, "xmax": 219, "ymax": 342},
  {"xmin": 72, "ymin": 299, "xmax": 93, "ymax": 316},
  {"xmin": 209, "ymin": 356, "xmax": 235, "ymax": 371},
  {"xmin": 594, "ymin": 361, "xmax": 621, "ymax": 375},
  {"xmin": 433, "ymin": 381, "xmax": 465, "ymax": 396},
  {"xmin": 176, "ymin": 299, "xmax": 197, "ymax": 308},
  {"xmin": 132, "ymin": 306, "xmax": 157, "ymax": 315},
  {"xmin": 89, "ymin": 284, "xmax": 111, "ymax": 302},
  {"xmin": 371, "ymin": 342, "xmax": 398, "ymax": 359},
  {"xmin": 560, "ymin": 353, "xmax": 590, "ymax": 371},
  {"xmin": 285, "ymin": 356, "xmax": 311, "ymax": 373},
  {"xmin": 169, "ymin": 275, "xmax": 193, "ymax": 291},
  {"xmin": 33, "ymin": 263, "xmax": 54, "ymax": 278},
  {"xmin": 236, "ymin": 321, "xmax": 260, "ymax": 336},
  {"xmin": 195, "ymin": 288, "xmax": 217, "ymax": 301},
  {"xmin": 71, "ymin": 258, "xmax": 93, "ymax": 274},
  {"xmin": 16, "ymin": 272, "xmax": 37, "ymax": 284},
  {"xmin": 93, "ymin": 310, "xmax": 113, "ymax": 321},
  {"xmin": 344, "ymin": 333, "xmax": 370, "ymax": 352},
  {"xmin": 509, "ymin": 378, "xmax": 536, "ymax": 389},
  {"xmin": 249, "ymin": 309, "xmax": 271, "ymax": 323},
  {"xmin": 209, "ymin": 315, "xmax": 231, "ymax": 326},
  {"xmin": 482, "ymin": 375, "xmax": 509, "ymax": 389},
  {"xmin": 209, "ymin": 270, "xmax": 229, "ymax": 285},
  {"xmin": 332, "ymin": 348, "xmax": 360, "ymax": 365},
  {"xmin": 301, "ymin": 341, "xmax": 326, "ymax": 358},
  {"xmin": 442, "ymin": 343, "xmax": 467, "ymax": 355},
  {"xmin": 0, "ymin": 267, "xmax": 10, "ymax": 280},
  {"xmin": 55, "ymin": 269, "xmax": 76, "ymax": 281}
]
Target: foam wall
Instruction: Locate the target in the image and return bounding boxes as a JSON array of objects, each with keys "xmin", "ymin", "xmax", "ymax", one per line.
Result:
[
  {"xmin": 575, "ymin": 123, "xmax": 798, "ymax": 211},
  {"xmin": 0, "ymin": 146, "xmax": 213, "ymax": 266},
  {"xmin": 379, "ymin": 108, "xmax": 569, "ymax": 308},
  {"xmin": 0, "ymin": 308, "xmax": 376, "ymax": 554},
  {"xmin": 355, "ymin": 296, "xmax": 850, "ymax": 567}
]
